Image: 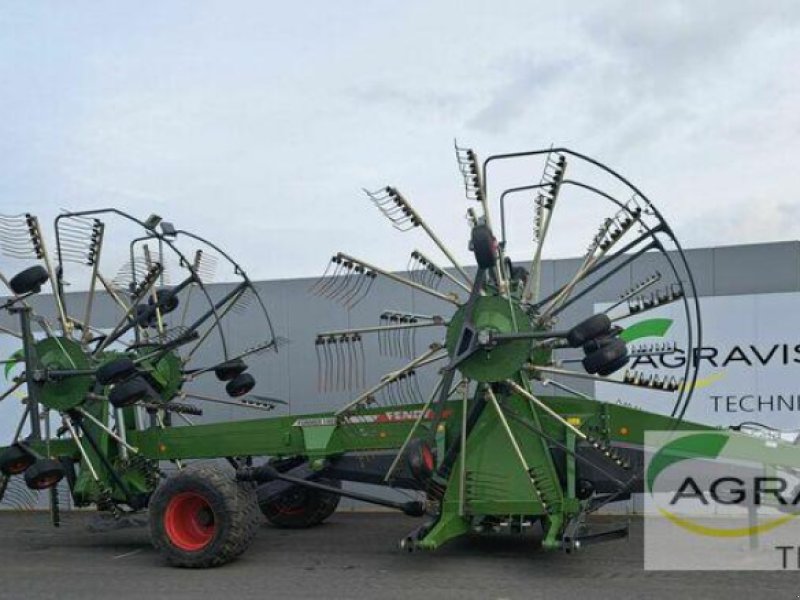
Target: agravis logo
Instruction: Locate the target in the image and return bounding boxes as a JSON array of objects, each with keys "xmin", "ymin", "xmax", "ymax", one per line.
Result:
[{"xmin": 646, "ymin": 431, "xmax": 799, "ymax": 538}]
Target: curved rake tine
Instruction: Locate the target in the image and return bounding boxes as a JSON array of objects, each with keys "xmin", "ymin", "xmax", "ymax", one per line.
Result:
[
  {"xmin": 315, "ymin": 339, "xmax": 325, "ymax": 393},
  {"xmin": 348, "ymin": 271, "xmax": 377, "ymax": 309},
  {"xmin": 378, "ymin": 313, "xmax": 387, "ymax": 355},
  {"xmin": 309, "ymin": 256, "xmax": 336, "ymax": 294},
  {"xmin": 357, "ymin": 334, "xmax": 366, "ymax": 388},
  {"xmin": 403, "ymin": 319, "xmax": 413, "ymax": 358},
  {"xmin": 342, "ymin": 268, "xmax": 371, "ymax": 309},
  {"xmin": 312, "ymin": 256, "xmax": 344, "ymax": 296},
  {"xmin": 324, "ymin": 261, "xmax": 354, "ymax": 300},
  {"xmin": 347, "ymin": 335, "xmax": 357, "ymax": 390},
  {"xmin": 324, "ymin": 337, "xmax": 335, "ymax": 392}
]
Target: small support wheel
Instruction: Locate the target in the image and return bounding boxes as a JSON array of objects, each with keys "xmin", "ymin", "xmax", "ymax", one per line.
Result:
[
  {"xmin": 214, "ymin": 358, "xmax": 248, "ymax": 382},
  {"xmin": 258, "ymin": 478, "xmax": 341, "ymax": 529},
  {"xmin": 226, "ymin": 373, "xmax": 255, "ymax": 398},
  {"xmin": 108, "ymin": 376, "xmax": 155, "ymax": 408},
  {"xmin": 0, "ymin": 444, "xmax": 35, "ymax": 476},
  {"xmin": 582, "ymin": 338, "xmax": 628, "ymax": 376},
  {"xmin": 149, "ymin": 464, "xmax": 260, "ymax": 568},
  {"xmin": 470, "ymin": 224, "xmax": 498, "ymax": 270},
  {"xmin": 96, "ymin": 358, "xmax": 137, "ymax": 386},
  {"xmin": 24, "ymin": 458, "xmax": 65, "ymax": 490},
  {"xmin": 567, "ymin": 314, "xmax": 611, "ymax": 348},
  {"xmin": 9, "ymin": 265, "xmax": 49, "ymax": 295}
]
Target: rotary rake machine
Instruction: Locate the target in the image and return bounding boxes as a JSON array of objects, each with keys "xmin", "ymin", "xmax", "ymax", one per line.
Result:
[{"xmin": 0, "ymin": 144, "xmax": 705, "ymax": 568}]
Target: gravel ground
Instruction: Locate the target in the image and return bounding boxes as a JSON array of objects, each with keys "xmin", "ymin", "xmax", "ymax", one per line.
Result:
[{"xmin": 0, "ymin": 512, "xmax": 798, "ymax": 600}]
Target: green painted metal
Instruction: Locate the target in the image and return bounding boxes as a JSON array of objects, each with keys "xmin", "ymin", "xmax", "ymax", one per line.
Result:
[
  {"xmin": 445, "ymin": 296, "xmax": 531, "ymax": 382},
  {"xmin": 36, "ymin": 337, "xmax": 92, "ymax": 411}
]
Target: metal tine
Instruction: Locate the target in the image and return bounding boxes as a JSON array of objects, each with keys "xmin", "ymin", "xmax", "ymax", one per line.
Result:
[
  {"xmin": 193, "ymin": 249, "xmax": 218, "ymax": 283},
  {"xmin": 310, "ymin": 255, "xmax": 344, "ymax": 295},
  {"xmin": 326, "ymin": 261, "xmax": 360, "ymax": 301},
  {"xmin": 392, "ymin": 314, "xmax": 403, "ymax": 356},
  {"xmin": 335, "ymin": 336, "xmax": 344, "ymax": 391},
  {"xmin": 314, "ymin": 334, "xmax": 365, "ymax": 393},
  {"xmin": 340, "ymin": 267, "xmax": 370, "ymax": 308},
  {"xmin": 537, "ymin": 196, "xmax": 643, "ymax": 320},
  {"xmin": 346, "ymin": 335, "xmax": 357, "ymax": 391},
  {"xmin": 324, "ymin": 337, "xmax": 333, "ymax": 392},
  {"xmin": 364, "ymin": 186, "xmax": 473, "ymax": 287},
  {"xmin": 112, "ymin": 257, "xmax": 149, "ymax": 292},
  {"xmin": 408, "ymin": 250, "xmax": 427, "ymax": 285},
  {"xmin": 347, "ymin": 271, "xmax": 376, "ymax": 309},
  {"xmin": 315, "ymin": 337, "xmax": 324, "ymax": 392},
  {"xmin": 364, "ymin": 187, "xmax": 418, "ymax": 232},
  {"xmin": 616, "ymin": 282, "xmax": 685, "ymax": 321},
  {"xmin": 604, "ymin": 271, "xmax": 662, "ymax": 315},
  {"xmin": 230, "ymin": 286, "xmax": 256, "ymax": 315},
  {"xmin": 454, "ymin": 140, "xmax": 485, "ymax": 203},
  {"xmin": 0, "ymin": 213, "xmax": 44, "ymax": 259},
  {"xmin": 522, "ymin": 150, "xmax": 567, "ymax": 302},
  {"xmin": 410, "ymin": 370, "xmax": 424, "ymax": 404},
  {"xmin": 378, "ymin": 312, "xmax": 389, "ymax": 354},
  {"xmin": 397, "ymin": 374, "xmax": 410, "ymax": 405},
  {"xmin": 324, "ymin": 261, "xmax": 356, "ymax": 300},
  {"xmin": 337, "ymin": 252, "xmax": 459, "ymax": 306},
  {"xmin": 57, "ymin": 216, "xmax": 103, "ymax": 265}
]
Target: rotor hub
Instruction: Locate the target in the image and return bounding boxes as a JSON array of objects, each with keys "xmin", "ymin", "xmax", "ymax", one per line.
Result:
[{"xmin": 445, "ymin": 295, "xmax": 532, "ymax": 382}]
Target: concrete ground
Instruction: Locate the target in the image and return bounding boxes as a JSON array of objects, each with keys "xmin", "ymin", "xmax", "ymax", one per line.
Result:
[{"xmin": 0, "ymin": 512, "xmax": 797, "ymax": 600}]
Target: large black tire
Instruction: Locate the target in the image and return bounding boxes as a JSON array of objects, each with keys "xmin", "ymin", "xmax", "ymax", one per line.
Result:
[
  {"xmin": 149, "ymin": 464, "xmax": 260, "ymax": 568},
  {"xmin": 567, "ymin": 314, "xmax": 611, "ymax": 348},
  {"xmin": 258, "ymin": 478, "xmax": 341, "ymax": 529},
  {"xmin": 23, "ymin": 458, "xmax": 65, "ymax": 490},
  {"xmin": 9, "ymin": 265, "xmax": 49, "ymax": 295},
  {"xmin": 0, "ymin": 444, "xmax": 35, "ymax": 476}
]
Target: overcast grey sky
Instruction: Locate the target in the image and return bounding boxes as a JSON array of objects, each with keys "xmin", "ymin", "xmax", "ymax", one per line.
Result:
[{"xmin": 1, "ymin": 1, "xmax": 799, "ymax": 280}]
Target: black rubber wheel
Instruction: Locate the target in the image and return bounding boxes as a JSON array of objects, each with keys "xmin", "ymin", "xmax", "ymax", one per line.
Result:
[
  {"xmin": 109, "ymin": 376, "xmax": 155, "ymax": 408},
  {"xmin": 470, "ymin": 224, "xmax": 497, "ymax": 270},
  {"xmin": 258, "ymin": 478, "xmax": 341, "ymax": 529},
  {"xmin": 226, "ymin": 373, "xmax": 255, "ymax": 398},
  {"xmin": 23, "ymin": 458, "xmax": 65, "ymax": 490},
  {"xmin": 149, "ymin": 289, "xmax": 179, "ymax": 314},
  {"xmin": 567, "ymin": 314, "xmax": 612, "ymax": 348},
  {"xmin": 214, "ymin": 358, "xmax": 248, "ymax": 382},
  {"xmin": 596, "ymin": 353, "xmax": 630, "ymax": 377},
  {"xmin": 9, "ymin": 265, "xmax": 49, "ymax": 295},
  {"xmin": 582, "ymin": 338, "xmax": 628, "ymax": 375},
  {"xmin": 406, "ymin": 438, "xmax": 436, "ymax": 481},
  {"xmin": 149, "ymin": 464, "xmax": 260, "ymax": 568},
  {"xmin": 0, "ymin": 444, "xmax": 35, "ymax": 476},
  {"xmin": 96, "ymin": 358, "xmax": 137, "ymax": 386}
]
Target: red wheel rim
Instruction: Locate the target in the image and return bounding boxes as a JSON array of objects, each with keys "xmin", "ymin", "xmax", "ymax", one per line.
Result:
[
  {"xmin": 164, "ymin": 492, "xmax": 216, "ymax": 552},
  {"xmin": 421, "ymin": 444, "xmax": 435, "ymax": 474}
]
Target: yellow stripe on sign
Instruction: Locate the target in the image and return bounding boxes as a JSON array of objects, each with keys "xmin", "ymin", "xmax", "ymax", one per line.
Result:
[
  {"xmin": 658, "ymin": 507, "xmax": 797, "ymax": 538},
  {"xmin": 678, "ymin": 371, "xmax": 726, "ymax": 392}
]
